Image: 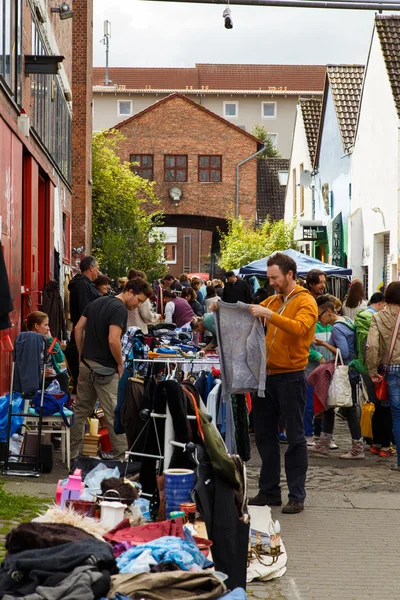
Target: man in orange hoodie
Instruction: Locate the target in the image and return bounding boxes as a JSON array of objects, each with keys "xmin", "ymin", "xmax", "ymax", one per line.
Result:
[{"xmin": 249, "ymin": 253, "xmax": 318, "ymax": 514}]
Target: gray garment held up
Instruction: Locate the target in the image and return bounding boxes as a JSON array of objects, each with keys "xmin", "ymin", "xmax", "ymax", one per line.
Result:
[{"xmin": 214, "ymin": 300, "xmax": 266, "ymax": 397}]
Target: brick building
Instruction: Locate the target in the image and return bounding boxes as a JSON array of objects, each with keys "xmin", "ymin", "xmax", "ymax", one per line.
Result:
[
  {"xmin": 0, "ymin": 0, "xmax": 92, "ymax": 394},
  {"xmin": 112, "ymin": 93, "xmax": 263, "ymax": 277}
]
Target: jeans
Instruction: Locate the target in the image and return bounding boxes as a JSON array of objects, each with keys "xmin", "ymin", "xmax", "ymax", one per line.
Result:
[
  {"xmin": 323, "ymin": 377, "xmax": 361, "ymax": 440},
  {"xmin": 304, "ymin": 383, "xmax": 315, "ymax": 437},
  {"xmin": 387, "ymin": 372, "xmax": 400, "ymax": 465},
  {"xmin": 253, "ymin": 371, "xmax": 308, "ymax": 502}
]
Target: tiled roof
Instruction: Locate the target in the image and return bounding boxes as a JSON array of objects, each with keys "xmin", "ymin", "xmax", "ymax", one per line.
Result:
[
  {"xmin": 112, "ymin": 93, "xmax": 263, "ymax": 146},
  {"xmin": 299, "ymin": 98, "xmax": 322, "ymax": 165},
  {"xmin": 326, "ymin": 65, "xmax": 365, "ymax": 151},
  {"xmin": 376, "ymin": 16, "xmax": 400, "ymax": 119},
  {"xmin": 257, "ymin": 158, "xmax": 290, "ymax": 223},
  {"xmin": 93, "ymin": 64, "xmax": 326, "ymax": 93}
]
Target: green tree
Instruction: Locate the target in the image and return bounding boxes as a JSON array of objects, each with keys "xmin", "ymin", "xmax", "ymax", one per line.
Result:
[
  {"xmin": 218, "ymin": 216, "xmax": 295, "ymax": 271},
  {"xmin": 253, "ymin": 124, "xmax": 282, "ymax": 159},
  {"xmin": 92, "ymin": 130, "xmax": 167, "ymax": 281}
]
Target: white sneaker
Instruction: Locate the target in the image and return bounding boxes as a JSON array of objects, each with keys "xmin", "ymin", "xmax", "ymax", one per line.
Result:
[
  {"xmin": 329, "ymin": 438, "xmax": 338, "ymax": 450},
  {"xmin": 306, "ymin": 436, "xmax": 316, "ymax": 447}
]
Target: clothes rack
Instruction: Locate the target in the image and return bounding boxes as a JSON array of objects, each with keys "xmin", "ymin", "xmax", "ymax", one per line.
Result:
[{"xmin": 126, "ymin": 357, "xmax": 220, "ymax": 495}]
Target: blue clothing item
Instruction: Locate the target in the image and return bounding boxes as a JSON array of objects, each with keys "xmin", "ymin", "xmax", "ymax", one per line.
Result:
[
  {"xmin": 114, "ymin": 367, "xmax": 131, "ymax": 434},
  {"xmin": 387, "ymin": 372, "xmax": 400, "ymax": 466},
  {"xmin": 0, "ymin": 394, "xmax": 24, "ymax": 441},
  {"xmin": 117, "ymin": 535, "xmax": 213, "ymax": 573},
  {"xmin": 329, "ymin": 318, "xmax": 356, "ymax": 365},
  {"xmin": 221, "ymin": 589, "xmax": 248, "ymax": 600},
  {"xmin": 13, "ymin": 332, "xmax": 45, "ymax": 394},
  {"xmin": 365, "ymin": 306, "xmax": 377, "ymax": 314},
  {"xmin": 206, "ymin": 371, "xmax": 215, "ymax": 398},
  {"xmin": 304, "ymin": 384, "xmax": 314, "ymax": 437}
]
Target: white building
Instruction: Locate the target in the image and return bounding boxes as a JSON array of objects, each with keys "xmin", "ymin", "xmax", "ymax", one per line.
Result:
[
  {"xmin": 350, "ymin": 15, "xmax": 400, "ymax": 296},
  {"xmin": 284, "ymin": 98, "xmax": 322, "ymax": 254}
]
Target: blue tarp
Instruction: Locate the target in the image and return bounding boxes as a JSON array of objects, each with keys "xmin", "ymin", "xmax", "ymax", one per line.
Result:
[{"xmin": 238, "ymin": 249, "xmax": 352, "ymax": 277}]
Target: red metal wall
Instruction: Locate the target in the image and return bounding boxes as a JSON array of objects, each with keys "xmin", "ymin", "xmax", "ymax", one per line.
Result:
[{"xmin": 0, "ymin": 120, "xmax": 23, "ymax": 396}]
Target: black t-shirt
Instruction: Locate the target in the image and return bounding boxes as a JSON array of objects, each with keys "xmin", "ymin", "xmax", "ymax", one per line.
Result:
[{"xmin": 82, "ymin": 296, "xmax": 128, "ymax": 368}]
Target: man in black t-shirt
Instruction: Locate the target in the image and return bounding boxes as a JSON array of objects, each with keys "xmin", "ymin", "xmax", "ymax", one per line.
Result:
[
  {"xmin": 222, "ymin": 271, "xmax": 252, "ymax": 304},
  {"xmin": 70, "ymin": 277, "xmax": 152, "ymax": 460}
]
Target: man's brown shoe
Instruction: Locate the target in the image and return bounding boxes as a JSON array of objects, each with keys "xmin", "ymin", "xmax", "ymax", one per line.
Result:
[{"xmin": 282, "ymin": 500, "xmax": 304, "ymax": 514}]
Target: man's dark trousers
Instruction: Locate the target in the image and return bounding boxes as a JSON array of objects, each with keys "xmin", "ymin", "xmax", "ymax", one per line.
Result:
[{"xmin": 253, "ymin": 371, "xmax": 308, "ymax": 502}]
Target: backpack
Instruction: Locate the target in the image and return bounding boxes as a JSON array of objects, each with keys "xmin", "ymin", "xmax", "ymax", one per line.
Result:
[
  {"xmin": 349, "ymin": 310, "xmax": 372, "ymax": 375},
  {"xmin": 31, "ymin": 392, "xmax": 72, "ymax": 427}
]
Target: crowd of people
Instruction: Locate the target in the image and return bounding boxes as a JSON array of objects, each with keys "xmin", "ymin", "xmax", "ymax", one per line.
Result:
[{"xmin": 22, "ymin": 253, "xmax": 400, "ymax": 516}]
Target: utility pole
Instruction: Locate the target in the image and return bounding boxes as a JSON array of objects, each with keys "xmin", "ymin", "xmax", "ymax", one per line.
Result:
[{"xmin": 100, "ymin": 20, "xmax": 111, "ymax": 85}]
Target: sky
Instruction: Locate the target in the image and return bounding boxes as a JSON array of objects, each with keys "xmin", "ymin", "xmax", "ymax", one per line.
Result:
[{"xmin": 93, "ymin": 0, "xmax": 377, "ymax": 69}]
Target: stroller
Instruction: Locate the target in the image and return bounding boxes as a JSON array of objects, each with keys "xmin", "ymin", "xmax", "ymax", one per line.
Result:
[{"xmin": 1, "ymin": 331, "xmax": 59, "ymax": 476}]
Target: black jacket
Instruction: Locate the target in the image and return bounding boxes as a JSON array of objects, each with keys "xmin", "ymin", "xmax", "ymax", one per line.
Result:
[
  {"xmin": 189, "ymin": 299, "xmax": 204, "ymax": 317},
  {"xmin": 68, "ymin": 274, "xmax": 100, "ymax": 326},
  {"xmin": 42, "ymin": 280, "xmax": 67, "ymax": 341},
  {"xmin": 222, "ymin": 279, "xmax": 252, "ymax": 304},
  {"xmin": 0, "ymin": 243, "xmax": 13, "ymax": 331}
]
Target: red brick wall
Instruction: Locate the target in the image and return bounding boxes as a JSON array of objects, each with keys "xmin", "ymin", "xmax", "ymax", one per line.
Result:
[
  {"xmin": 115, "ymin": 96, "xmax": 258, "ymax": 223},
  {"xmin": 71, "ymin": 0, "xmax": 93, "ymax": 259}
]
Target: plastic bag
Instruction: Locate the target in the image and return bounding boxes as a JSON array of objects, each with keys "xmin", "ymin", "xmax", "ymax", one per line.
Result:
[
  {"xmin": 0, "ymin": 393, "xmax": 24, "ymax": 442},
  {"xmin": 80, "ymin": 462, "xmax": 120, "ymax": 500},
  {"xmin": 360, "ymin": 402, "xmax": 375, "ymax": 439},
  {"xmin": 46, "ymin": 379, "xmax": 62, "ymax": 394}
]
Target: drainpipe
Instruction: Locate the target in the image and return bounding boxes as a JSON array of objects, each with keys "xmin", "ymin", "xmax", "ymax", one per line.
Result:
[{"xmin": 236, "ymin": 142, "xmax": 267, "ymax": 219}]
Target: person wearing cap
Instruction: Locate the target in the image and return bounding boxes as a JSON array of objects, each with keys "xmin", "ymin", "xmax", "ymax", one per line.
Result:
[{"xmin": 222, "ymin": 271, "xmax": 252, "ymax": 304}]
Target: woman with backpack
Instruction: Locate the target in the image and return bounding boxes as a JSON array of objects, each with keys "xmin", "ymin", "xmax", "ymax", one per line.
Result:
[
  {"xmin": 366, "ymin": 282, "xmax": 400, "ymax": 470},
  {"xmin": 309, "ymin": 296, "xmax": 364, "ymax": 459}
]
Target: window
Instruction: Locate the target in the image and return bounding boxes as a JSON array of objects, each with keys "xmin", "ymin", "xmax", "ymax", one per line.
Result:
[
  {"xmin": 130, "ymin": 154, "xmax": 154, "ymax": 180},
  {"xmin": 30, "ymin": 19, "xmax": 72, "ymax": 182},
  {"xmin": 268, "ymin": 134, "xmax": 278, "ymax": 147},
  {"xmin": 223, "ymin": 101, "xmax": 238, "ymax": 118},
  {"xmin": 300, "ymin": 163, "xmax": 305, "ymax": 215},
  {"xmin": 62, "ymin": 211, "xmax": 71, "ymax": 264},
  {"xmin": 198, "ymin": 155, "xmax": 222, "ymax": 182},
  {"xmin": 293, "ymin": 168, "xmax": 297, "ymax": 216},
  {"xmin": 118, "ymin": 100, "xmax": 132, "ymax": 117},
  {"xmin": 183, "ymin": 235, "xmax": 192, "ymax": 273},
  {"xmin": 164, "ymin": 155, "xmax": 188, "ymax": 182},
  {"xmin": 262, "ymin": 102, "xmax": 276, "ymax": 119},
  {"xmin": 164, "ymin": 244, "xmax": 177, "ymax": 264},
  {"xmin": 0, "ymin": 0, "xmax": 23, "ymax": 104}
]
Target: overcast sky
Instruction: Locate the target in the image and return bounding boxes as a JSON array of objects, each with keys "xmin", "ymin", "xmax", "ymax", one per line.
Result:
[{"xmin": 93, "ymin": 0, "xmax": 377, "ymax": 68}]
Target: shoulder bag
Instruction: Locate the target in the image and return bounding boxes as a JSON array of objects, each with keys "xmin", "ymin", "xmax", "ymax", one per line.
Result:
[
  {"xmin": 375, "ymin": 311, "xmax": 400, "ymax": 401},
  {"xmin": 326, "ymin": 349, "xmax": 353, "ymax": 409},
  {"xmin": 81, "ymin": 358, "xmax": 117, "ymax": 385}
]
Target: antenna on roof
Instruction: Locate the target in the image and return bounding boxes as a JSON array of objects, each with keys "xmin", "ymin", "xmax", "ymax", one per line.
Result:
[{"xmin": 100, "ymin": 20, "xmax": 112, "ymax": 85}]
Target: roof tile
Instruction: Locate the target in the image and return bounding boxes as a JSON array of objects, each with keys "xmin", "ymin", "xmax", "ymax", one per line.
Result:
[
  {"xmin": 327, "ymin": 65, "xmax": 365, "ymax": 150},
  {"xmin": 299, "ymin": 98, "xmax": 322, "ymax": 165},
  {"xmin": 93, "ymin": 64, "xmax": 326, "ymax": 93},
  {"xmin": 376, "ymin": 16, "xmax": 400, "ymax": 119}
]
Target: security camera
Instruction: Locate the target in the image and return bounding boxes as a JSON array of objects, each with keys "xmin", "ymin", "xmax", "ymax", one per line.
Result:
[
  {"xmin": 223, "ymin": 7, "xmax": 233, "ymax": 29},
  {"xmin": 51, "ymin": 2, "xmax": 73, "ymax": 20}
]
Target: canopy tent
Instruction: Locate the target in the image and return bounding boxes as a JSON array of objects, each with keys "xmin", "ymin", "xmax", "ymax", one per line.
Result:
[{"xmin": 238, "ymin": 249, "xmax": 352, "ymax": 278}]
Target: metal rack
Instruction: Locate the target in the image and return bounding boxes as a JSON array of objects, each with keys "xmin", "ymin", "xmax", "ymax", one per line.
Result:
[{"xmin": 125, "ymin": 357, "xmax": 220, "ymax": 496}]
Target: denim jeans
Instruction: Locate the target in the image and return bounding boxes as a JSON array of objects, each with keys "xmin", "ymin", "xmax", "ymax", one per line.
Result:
[
  {"xmin": 304, "ymin": 383, "xmax": 314, "ymax": 437},
  {"xmin": 387, "ymin": 372, "xmax": 400, "ymax": 465},
  {"xmin": 253, "ymin": 371, "xmax": 308, "ymax": 502}
]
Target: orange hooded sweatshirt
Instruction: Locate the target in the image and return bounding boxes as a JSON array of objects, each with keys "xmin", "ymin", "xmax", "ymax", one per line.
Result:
[{"xmin": 260, "ymin": 285, "xmax": 318, "ymax": 374}]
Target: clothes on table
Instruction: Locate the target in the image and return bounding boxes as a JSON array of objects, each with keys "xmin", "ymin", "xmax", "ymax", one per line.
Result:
[
  {"xmin": 214, "ymin": 301, "xmax": 266, "ymax": 397},
  {"xmin": 107, "ymin": 570, "xmax": 226, "ymax": 600},
  {"xmin": 0, "ymin": 538, "xmax": 116, "ymax": 598},
  {"xmin": 5, "ymin": 522, "xmax": 96, "ymax": 555},
  {"xmin": 116, "ymin": 535, "xmax": 213, "ymax": 573}
]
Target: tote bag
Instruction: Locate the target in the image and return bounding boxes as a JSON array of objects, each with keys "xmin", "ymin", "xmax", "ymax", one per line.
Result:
[{"xmin": 326, "ymin": 350, "xmax": 353, "ymax": 409}]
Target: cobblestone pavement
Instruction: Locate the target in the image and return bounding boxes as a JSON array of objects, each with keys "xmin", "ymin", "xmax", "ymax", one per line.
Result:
[{"xmin": 246, "ymin": 420, "xmax": 400, "ymax": 599}]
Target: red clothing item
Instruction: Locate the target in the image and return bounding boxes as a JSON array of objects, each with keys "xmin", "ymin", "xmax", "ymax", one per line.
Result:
[{"xmin": 104, "ymin": 517, "xmax": 185, "ymax": 546}]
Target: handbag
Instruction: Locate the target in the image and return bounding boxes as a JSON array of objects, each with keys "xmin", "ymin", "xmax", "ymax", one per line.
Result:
[
  {"xmin": 326, "ymin": 349, "xmax": 353, "ymax": 409},
  {"xmin": 82, "ymin": 358, "xmax": 116, "ymax": 385},
  {"xmin": 375, "ymin": 310, "xmax": 400, "ymax": 401}
]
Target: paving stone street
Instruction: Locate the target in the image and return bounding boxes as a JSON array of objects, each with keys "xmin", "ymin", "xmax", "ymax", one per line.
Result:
[{"xmin": 247, "ymin": 420, "xmax": 400, "ymax": 600}]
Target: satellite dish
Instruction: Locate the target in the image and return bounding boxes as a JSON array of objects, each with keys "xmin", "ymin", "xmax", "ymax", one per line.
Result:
[{"xmin": 300, "ymin": 169, "xmax": 312, "ymax": 188}]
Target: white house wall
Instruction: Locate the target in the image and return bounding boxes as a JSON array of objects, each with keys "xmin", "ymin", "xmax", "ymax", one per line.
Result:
[
  {"xmin": 314, "ymin": 87, "xmax": 351, "ymax": 261},
  {"xmin": 351, "ymin": 29, "xmax": 399, "ymax": 296},
  {"xmin": 284, "ymin": 104, "xmax": 314, "ymax": 224}
]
